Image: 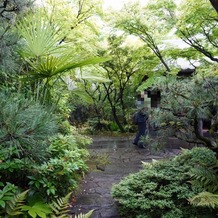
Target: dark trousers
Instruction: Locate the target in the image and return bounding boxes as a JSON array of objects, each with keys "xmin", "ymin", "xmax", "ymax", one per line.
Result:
[{"xmin": 133, "ymin": 122, "xmax": 147, "ymax": 146}]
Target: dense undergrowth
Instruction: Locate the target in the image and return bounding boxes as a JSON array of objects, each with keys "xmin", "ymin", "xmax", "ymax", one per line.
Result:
[
  {"xmin": 112, "ymin": 147, "xmax": 218, "ymax": 218},
  {"xmin": 0, "ymin": 92, "xmax": 91, "ymax": 217}
]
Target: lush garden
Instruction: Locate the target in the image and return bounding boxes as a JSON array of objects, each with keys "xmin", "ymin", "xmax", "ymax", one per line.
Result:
[{"xmin": 0, "ymin": 0, "xmax": 218, "ymax": 217}]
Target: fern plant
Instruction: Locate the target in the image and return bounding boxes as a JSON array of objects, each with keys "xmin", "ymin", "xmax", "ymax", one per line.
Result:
[
  {"xmin": 74, "ymin": 210, "xmax": 94, "ymax": 218},
  {"xmin": 189, "ymin": 160, "xmax": 218, "ymax": 208},
  {"xmin": 189, "ymin": 164, "xmax": 218, "ymax": 193},
  {"xmin": 49, "ymin": 192, "xmax": 72, "ymax": 218},
  {"xmin": 50, "ymin": 192, "xmax": 94, "ymax": 218},
  {"xmin": 0, "ymin": 183, "xmax": 28, "ymax": 217},
  {"xmin": 0, "ymin": 187, "xmax": 82, "ymax": 218},
  {"xmin": 189, "ymin": 192, "xmax": 218, "ymax": 209}
]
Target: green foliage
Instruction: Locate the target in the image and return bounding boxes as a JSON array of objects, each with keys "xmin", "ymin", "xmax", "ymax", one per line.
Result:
[
  {"xmin": 189, "ymin": 192, "xmax": 218, "ymax": 209},
  {"xmin": 58, "ymin": 120, "xmax": 73, "ymax": 135},
  {"xmin": 74, "ymin": 210, "xmax": 94, "ymax": 218},
  {"xmin": 27, "ymin": 134, "xmax": 89, "ymax": 200},
  {"xmin": 176, "ymin": 0, "xmax": 218, "ymax": 62},
  {"xmin": 112, "ymin": 147, "xmax": 217, "ymax": 218},
  {"xmin": 190, "ymin": 165, "xmax": 218, "ymax": 193},
  {"xmin": 176, "ymin": 148, "xmax": 218, "ymax": 208},
  {"xmin": 139, "ymin": 134, "xmax": 166, "ymax": 153},
  {"xmin": 0, "ymin": 183, "xmax": 29, "ymax": 217},
  {"xmin": 0, "ymin": 185, "xmax": 76, "ymax": 218},
  {"xmin": 0, "ymin": 182, "xmax": 19, "ymax": 210},
  {"xmin": 21, "ymin": 201, "xmax": 51, "ymax": 218},
  {"xmin": 188, "ymin": 159, "xmax": 218, "ymax": 208},
  {"xmin": 0, "ymin": 91, "xmax": 90, "ymax": 201},
  {"xmin": 137, "ymin": 74, "xmax": 164, "ymax": 92},
  {"xmin": 0, "ymin": 91, "xmax": 58, "ymax": 162},
  {"xmin": 49, "ymin": 192, "xmax": 71, "ymax": 218},
  {"xmin": 0, "ymin": 0, "xmax": 34, "ymax": 87},
  {"xmin": 109, "ymin": 0, "xmax": 177, "ymax": 74},
  {"xmin": 86, "ymin": 118, "xmax": 111, "ymax": 134},
  {"xmin": 174, "ymin": 147, "xmax": 217, "ymax": 166},
  {"xmin": 16, "ymin": 11, "xmax": 110, "ymax": 105},
  {"xmin": 41, "ymin": 0, "xmax": 103, "ymax": 57},
  {"xmin": 109, "ymin": 122, "xmax": 120, "ymax": 132},
  {"xmin": 48, "ymin": 133, "xmax": 91, "ymax": 153},
  {"xmin": 150, "ymin": 74, "xmax": 218, "ymax": 154},
  {"xmin": 0, "ymin": 157, "xmax": 32, "ymax": 189},
  {"xmin": 17, "ymin": 12, "xmax": 64, "ymax": 58},
  {"xmin": 94, "ymin": 34, "xmax": 145, "ymax": 132}
]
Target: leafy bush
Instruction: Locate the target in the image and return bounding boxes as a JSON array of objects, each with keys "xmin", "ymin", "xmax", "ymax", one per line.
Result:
[
  {"xmin": 0, "ymin": 183, "xmax": 31, "ymax": 217},
  {"xmin": 28, "ymin": 134, "xmax": 89, "ymax": 200},
  {"xmin": 112, "ymin": 147, "xmax": 217, "ymax": 218},
  {"xmin": 173, "ymin": 147, "xmax": 217, "ymax": 166},
  {"xmin": 0, "ymin": 182, "xmax": 19, "ymax": 210},
  {"xmin": 0, "ymin": 92, "xmax": 58, "ymax": 188},
  {"xmin": 86, "ymin": 118, "xmax": 111, "ymax": 134},
  {"xmin": 0, "ymin": 92, "xmax": 90, "ymax": 202},
  {"xmin": 109, "ymin": 121, "xmax": 120, "ymax": 131}
]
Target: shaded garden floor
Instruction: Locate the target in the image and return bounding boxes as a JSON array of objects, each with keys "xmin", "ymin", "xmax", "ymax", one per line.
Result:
[{"xmin": 69, "ymin": 135, "xmax": 181, "ymax": 218}]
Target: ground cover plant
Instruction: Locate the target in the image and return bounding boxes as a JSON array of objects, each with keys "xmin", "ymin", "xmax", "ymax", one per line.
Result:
[{"xmin": 112, "ymin": 147, "xmax": 218, "ymax": 218}]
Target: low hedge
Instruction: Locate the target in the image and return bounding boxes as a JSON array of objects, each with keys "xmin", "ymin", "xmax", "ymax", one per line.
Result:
[{"xmin": 112, "ymin": 147, "xmax": 217, "ymax": 218}]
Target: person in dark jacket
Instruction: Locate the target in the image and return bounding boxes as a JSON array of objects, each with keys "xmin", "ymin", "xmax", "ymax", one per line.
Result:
[{"xmin": 133, "ymin": 107, "xmax": 148, "ymax": 148}]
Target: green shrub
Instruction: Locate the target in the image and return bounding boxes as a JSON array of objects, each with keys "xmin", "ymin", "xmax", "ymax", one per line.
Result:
[
  {"xmin": 0, "ymin": 92, "xmax": 58, "ymax": 162},
  {"xmin": 112, "ymin": 147, "xmax": 217, "ymax": 218},
  {"xmin": 0, "ymin": 91, "xmax": 58, "ymax": 189},
  {"xmin": 174, "ymin": 147, "xmax": 217, "ymax": 166},
  {"xmin": 109, "ymin": 122, "xmax": 120, "ymax": 131},
  {"xmin": 87, "ymin": 118, "xmax": 111, "ymax": 133},
  {"xmin": 28, "ymin": 134, "xmax": 89, "ymax": 200},
  {"xmin": 0, "ymin": 92, "xmax": 90, "ymax": 202},
  {"xmin": 0, "ymin": 182, "xmax": 19, "ymax": 210}
]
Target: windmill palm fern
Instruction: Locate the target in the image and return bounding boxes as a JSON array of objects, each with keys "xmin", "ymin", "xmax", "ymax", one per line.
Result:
[
  {"xmin": 17, "ymin": 13, "xmax": 63, "ymax": 58},
  {"xmin": 16, "ymin": 12, "xmax": 109, "ymax": 104}
]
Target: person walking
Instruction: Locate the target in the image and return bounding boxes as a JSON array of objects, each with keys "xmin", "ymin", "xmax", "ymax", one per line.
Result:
[{"xmin": 133, "ymin": 107, "xmax": 149, "ymax": 148}]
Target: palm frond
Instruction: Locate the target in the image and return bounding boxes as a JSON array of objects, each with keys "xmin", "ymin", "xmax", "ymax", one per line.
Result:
[
  {"xmin": 17, "ymin": 12, "xmax": 64, "ymax": 58},
  {"xmin": 27, "ymin": 56, "xmax": 110, "ymax": 79},
  {"xmin": 75, "ymin": 70, "xmax": 111, "ymax": 82},
  {"xmin": 71, "ymin": 89, "xmax": 94, "ymax": 104}
]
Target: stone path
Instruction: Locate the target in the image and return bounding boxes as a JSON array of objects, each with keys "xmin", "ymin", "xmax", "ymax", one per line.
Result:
[{"xmin": 69, "ymin": 136, "xmax": 181, "ymax": 218}]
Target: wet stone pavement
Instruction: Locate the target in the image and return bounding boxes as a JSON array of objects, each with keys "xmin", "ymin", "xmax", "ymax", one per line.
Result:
[{"xmin": 69, "ymin": 136, "xmax": 181, "ymax": 218}]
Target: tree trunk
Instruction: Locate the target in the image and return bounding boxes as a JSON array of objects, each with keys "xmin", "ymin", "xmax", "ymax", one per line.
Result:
[
  {"xmin": 112, "ymin": 106, "xmax": 125, "ymax": 133},
  {"xmin": 194, "ymin": 117, "xmax": 218, "ymax": 156}
]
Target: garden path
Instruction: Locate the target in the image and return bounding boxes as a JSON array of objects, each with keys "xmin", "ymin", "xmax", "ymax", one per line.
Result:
[{"xmin": 69, "ymin": 135, "xmax": 181, "ymax": 218}]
